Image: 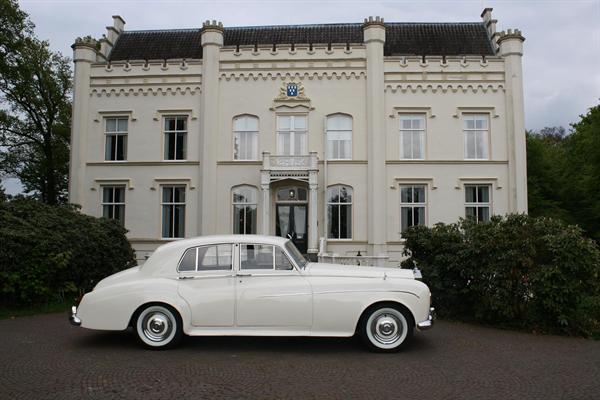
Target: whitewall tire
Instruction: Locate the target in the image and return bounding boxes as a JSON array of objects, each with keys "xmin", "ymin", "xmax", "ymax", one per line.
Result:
[
  {"xmin": 134, "ymin": 304, "xmax": 183, "ymax": 350},
  {"xmin": 360, "ymin": 305, "xmax": 414, "ymax": 352}
]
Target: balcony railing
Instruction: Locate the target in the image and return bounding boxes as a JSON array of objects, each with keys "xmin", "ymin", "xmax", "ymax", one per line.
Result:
[
  {"xmin": 262, "ymin": 152, "xmax": 318, "ymax": 170},
  {"xmin": 318, "ymin": 254, "xmax": 390, "ymax": 267}
]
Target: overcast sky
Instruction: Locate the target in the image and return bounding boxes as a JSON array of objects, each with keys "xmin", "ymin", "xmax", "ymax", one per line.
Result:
[{"xmin": 3, "ymin": 0, "xmax": 600, "ymax": 194}]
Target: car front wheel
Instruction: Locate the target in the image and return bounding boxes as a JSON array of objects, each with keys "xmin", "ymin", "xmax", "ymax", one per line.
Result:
[
  {"xmin": 360, "ymin": 305, "xmax": 414, "ymax": 352},
  {"xmin": 134, "ymin": 304, "xmax": 183, "ymax": 349}
]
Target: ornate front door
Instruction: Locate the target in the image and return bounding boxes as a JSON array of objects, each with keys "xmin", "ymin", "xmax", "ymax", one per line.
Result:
[{"xmin": 275, "ymin": 186, "xmax": 308, "ymax": 254}]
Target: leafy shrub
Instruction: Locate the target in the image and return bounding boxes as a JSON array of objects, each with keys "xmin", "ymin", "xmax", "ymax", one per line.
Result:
[
  {"xmin": 401, "ymin": 214, "xmax": 600, "ymax": 337},
  {"xmin": 0, "ymin": 198, "xmax": 136, "ymax": 306}
]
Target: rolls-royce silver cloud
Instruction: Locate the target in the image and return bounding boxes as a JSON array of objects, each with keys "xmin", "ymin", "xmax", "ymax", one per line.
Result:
[{"xmin": 69, "ymin": 235, "xmax": 434, "ymax": 352}]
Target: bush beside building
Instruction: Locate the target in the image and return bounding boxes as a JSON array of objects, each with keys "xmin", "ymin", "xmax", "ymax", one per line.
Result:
[
  {"xmin": 401, "ymin": 214, "xmax": 600, "ymax": 337},
  {"xmin": 0, "ymin": 198, "xmax": 136, "ymax": 307}
]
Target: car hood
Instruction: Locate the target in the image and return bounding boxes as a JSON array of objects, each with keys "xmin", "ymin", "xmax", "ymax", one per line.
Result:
[
  {"xmin": 305, "ymin": 262, "xmax": 415, "ymax": 279},
  {"xmin": 94, "ymin": 266, "xmax": 141, "ymax": 290}
]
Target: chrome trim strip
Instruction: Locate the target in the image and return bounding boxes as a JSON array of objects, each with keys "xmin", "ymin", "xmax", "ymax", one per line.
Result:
[{"xmin": 312, "ymin": 289, "xmax": 420, "ymax": 298}]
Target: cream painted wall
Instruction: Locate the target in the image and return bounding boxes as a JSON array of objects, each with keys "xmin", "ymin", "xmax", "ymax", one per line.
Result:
[{"xmin": 70, "ymin": 18, "xmax": 527, "ymax": 265}]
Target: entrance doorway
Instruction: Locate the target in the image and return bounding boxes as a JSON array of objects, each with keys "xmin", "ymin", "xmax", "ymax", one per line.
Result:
[{"xmin": 275, "ymin": 186, "xmax": 308, "ymax": 254}]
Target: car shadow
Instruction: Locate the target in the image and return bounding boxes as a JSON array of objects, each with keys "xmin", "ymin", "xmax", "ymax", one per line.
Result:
[{"xmin": 71, "ymin": 329, "xmax": 435, "ymax": 355}]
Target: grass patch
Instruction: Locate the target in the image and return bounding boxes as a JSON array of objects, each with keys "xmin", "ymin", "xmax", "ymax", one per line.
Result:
[{"xmin": 0, "ymin": 300, "xmax": 72, "ymax": 320}]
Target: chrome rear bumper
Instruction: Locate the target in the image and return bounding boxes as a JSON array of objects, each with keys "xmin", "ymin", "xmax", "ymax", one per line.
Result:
[
  {"xmin": 69, "ymin": 305, "xmax": 81, "ymax": 326},
  {"xmin": 417, "ymin": 307, "xmax": 435, "ymax": 330}
]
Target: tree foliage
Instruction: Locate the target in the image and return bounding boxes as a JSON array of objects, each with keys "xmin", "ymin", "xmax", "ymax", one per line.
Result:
[
  {"xmin": 401, "ymin": 215, "xmax": 600, "ymax": 337},
  {"xmin": 0, "ymin": 198, "xmax": 136, "ymax": 307},
  {"xmin": 527, "ymin": 104, "xmax": 600, "ymax": 241},
  {"xmin": 0, "ymin": 0, "xmax": 71, "ymax": 205}
]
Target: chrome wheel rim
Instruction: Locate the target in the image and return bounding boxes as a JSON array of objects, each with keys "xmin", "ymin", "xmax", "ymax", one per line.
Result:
[
  {"xmin": 366, "ymin": 308, "xmax": 408, "ymax": 349},
  {"xmin": 137, "ymin": 306, "xmax": 176, "ymax": 347}
]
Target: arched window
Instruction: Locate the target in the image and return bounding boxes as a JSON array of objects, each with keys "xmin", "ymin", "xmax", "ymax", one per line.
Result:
[
  {"xmin": 327, "ymin": 185, "xmax": 353, "ymax": 239},
  {"xmin": 326, "ymin": 114, "xmax": 352, "ymax": 160},
  {"xmin": 233, "ymin": 115, "xmax": 259, "ymax": 160},
  {"xmin": 232, "ymin": 185, "xmax": 258, "ymax": 234}
]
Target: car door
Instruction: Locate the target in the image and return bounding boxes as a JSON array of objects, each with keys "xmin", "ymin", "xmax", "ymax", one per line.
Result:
[
  {"xmin": 235, "ymin": 243, "xmax": 312, "ymax": 329},
  {"xmin": 177, "ymin": 243, "xmax": 236, "ymax": 327}
]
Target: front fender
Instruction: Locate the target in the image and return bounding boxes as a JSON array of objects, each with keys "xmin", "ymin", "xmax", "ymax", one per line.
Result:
[{"xmin": 77, "ymin": 278, "xmax": 191, "ymax": 332}]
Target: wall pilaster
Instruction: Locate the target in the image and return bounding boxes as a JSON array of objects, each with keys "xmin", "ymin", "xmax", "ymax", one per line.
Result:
[
  {"xmin": 499, "ymin": 29, "xmax": 527, "ymax": 213},
  {"xmin": 199, "ymin": 20, "xmax": 224, "ymax": 235},
  {"xmin": 363, "ymin": 17, "xmax": 387, "ymax": 255},
  {"xmin": 69, "ymin": 38, "xmax": 97, "ymax": 206}
]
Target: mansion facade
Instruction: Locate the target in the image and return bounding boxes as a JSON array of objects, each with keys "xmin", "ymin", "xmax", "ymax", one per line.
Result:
[{"xmin": 69, "ymin": 8, "xmax": 527, "ymax": 264}]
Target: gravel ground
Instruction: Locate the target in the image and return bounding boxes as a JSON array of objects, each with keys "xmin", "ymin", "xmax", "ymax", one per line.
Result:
[{"xmin": 1, "ymin": 313, "xmax": 599, "ymax": 400}]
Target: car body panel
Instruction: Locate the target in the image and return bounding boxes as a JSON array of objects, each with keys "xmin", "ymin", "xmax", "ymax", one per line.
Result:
[{"xmin": 73, "ymin": 235, "xmax": 432, "ymax": 338}]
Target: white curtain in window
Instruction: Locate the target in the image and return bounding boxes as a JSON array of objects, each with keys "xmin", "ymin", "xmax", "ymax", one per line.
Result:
[
  {"xmin": 326, "ymin": 114, "xmax": 352, "ymax": 160},
  {"xmin": 233, "ymin": 115, "xmax": 259, "ymax": 160}
]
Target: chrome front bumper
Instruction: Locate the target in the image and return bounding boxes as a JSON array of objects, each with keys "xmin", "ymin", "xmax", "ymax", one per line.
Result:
[
  {"xmin": 417, "ymin": 307, "xmax": 435, "ymax": 331},
  {"xmin": 69, "ymin": 305, "xmax": 81, "ymax": 326}
]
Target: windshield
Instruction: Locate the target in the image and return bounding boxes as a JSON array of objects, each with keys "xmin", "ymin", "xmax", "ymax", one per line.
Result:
[{"xmin": 285, "ymin": 240, "xmax": 308, "ymax": 269}]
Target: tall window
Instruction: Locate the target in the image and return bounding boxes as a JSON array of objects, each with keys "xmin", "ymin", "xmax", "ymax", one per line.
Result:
[
  {"xmin": 326, "ymin": 114, "xmax": 352, "ymax": 160},
  {"xmin": 164, "ymin": 116, "xmax": 187, "ymax": 160},
  {"xmin": 232, "ymin": 186, "xmax": 257, "ymax": 234},
  {"xmin": 277, "ymin": 115, "xmax": 307, "ymax": 156},
  {"xmin": 399, "ymin": 115, "xmax": 425, "ymax": 159},
  {"xmin": 400, "ymin": 185, "xmax": 426, "ymax": 233},
  {"xmin": 464, "ymin": 114, "xmax": 489, "ymax": 159},
  {"xmin": 162, "ymin": 185, "xmax": 186, "ymax": 238},
  {"xmin": 101, "ymin": 185, "xmax": 125, "ymax": 225},
  {"xmin": 104, "ymin": 117, "xmax": 128, "ymax": 161},
  {"xmin": 233, "ymin": 115, "xmax": 259, "ymax": 160},
  {"xmin": 327, "ymin": 185, "xmax": 352, "ymax": 239},
  {"xmin": 465, "ymin": 184, "xmax": 491, "ymax": 222}
]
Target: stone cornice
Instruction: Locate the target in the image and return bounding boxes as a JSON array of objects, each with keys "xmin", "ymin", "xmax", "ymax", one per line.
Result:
[
  {"xmin": 384, "ymin": 83, "xmax": 504, "ymax": 94},
  {"xmin": 90, "ymin": 86, "xmax": 201, "ymax": 97},
  {"xmin": 220, "ymin": 71, "xmax": 366, "ymax": 81}
]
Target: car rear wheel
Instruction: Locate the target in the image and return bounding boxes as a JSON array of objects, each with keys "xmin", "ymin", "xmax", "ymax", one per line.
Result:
[
  {"xmin": 360, "ymin": 305, "xmax": 414, "ymax": 352},
  {"xmin": 134, "ymin": 304, "xmax": 183, "ymax": 350}
]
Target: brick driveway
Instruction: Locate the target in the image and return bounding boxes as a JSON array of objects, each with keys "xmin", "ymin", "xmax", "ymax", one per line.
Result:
[{"xmin": 1, "ymin": 313, "xmax": 599, "ymax": 400}]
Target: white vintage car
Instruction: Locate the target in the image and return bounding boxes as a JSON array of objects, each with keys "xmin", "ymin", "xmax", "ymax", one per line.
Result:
[{"xmin": 70, "ymin": 235, "xmax": 433, "ymax": 352}]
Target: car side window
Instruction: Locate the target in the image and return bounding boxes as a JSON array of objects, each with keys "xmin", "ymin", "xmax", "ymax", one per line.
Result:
[
  {"xmin": 239, "ymin": 244, "xmax": 295, "ymax": 271},
  {"xmin": 240, "ymin": 244, "xmax": 273, "ymax": 270},
  {"xmin": 197, "ymin": 244, "xmax": 232, "ymax": 271},
  {"xmin": 275, "ymin": 247, "xmax": 294, "ymax": 270},
  {"xmin": 178, "ymin": 248, "xmax": 197, "ymax": 272}
]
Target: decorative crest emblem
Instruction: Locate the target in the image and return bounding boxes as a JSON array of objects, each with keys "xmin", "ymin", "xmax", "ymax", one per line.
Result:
[
  {"xmin": 276, "ymin": 81, "xmax": 308, "ymax": 101},
  {"xmin": 286, "ymin": 83, "xmax": 298, "ymax": 97}
]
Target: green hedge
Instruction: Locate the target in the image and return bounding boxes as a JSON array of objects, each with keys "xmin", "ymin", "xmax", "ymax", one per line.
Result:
[
  {"xmin": 0, "ymin": 198, "xmax": 136, "ymax": 306},
  {"xmin": 401, "ymin": 214, "xmax": 600, "ymax": 337}
]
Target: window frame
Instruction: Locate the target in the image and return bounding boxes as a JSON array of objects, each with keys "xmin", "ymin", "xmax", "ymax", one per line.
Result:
[
  {"xmin": 326, "ymin": 113, "xmax": 353, "ymax": 160},
  {"xmin": 238, "ymin": 243, "xmax": 298, "ymax": 272},
  {"xmin": 161, "ymin": 184, "xmax": 186, "ymax": 239},
  {"xmin": 104, "ymin": 116, "xmax": 128, "ymax": 161},
  {"xmin": 463, "ymin": 113, "xmax": 490, "ymax": 160},
  {"xmin": 464, "ymin": 184, "xmax": 492, "ymax": 222},
  {"xmin": 100, "ymin": 185, "xmax": 126, "ymax": 225},
  {"xmin": 399, "ymin": 184, "xmax": 428, "ymax": 235},
  {"xmin": 232, "ymin": 185, "xmax": 258, "ymax": 234},
  {"xmin": 176, "ymin": 243, "xmax": 235, "ymax": 273},
  {"xmin": 326, "ymin": 184, "xmax": 353, "ymax": 240},
  {"xmin": 162, "ymin": 115, "xmax": 188, "ymax": 161},
  {"xmin": 276, "ymin": 114, "xmax": 308, "ymax": 156},
  {"xmin": 399, "ymin": 114, "xmax": 426, "ymax": 160},
  {"xmin": 232, "ymin": 114, "xmax": 259, "ymax": 161}
]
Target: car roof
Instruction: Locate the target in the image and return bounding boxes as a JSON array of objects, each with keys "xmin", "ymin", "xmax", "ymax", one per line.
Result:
[
  {"xmin": 143, "ymin": 235, "xmax": 291, "ymax": 275},
  {"xmin": 159, "ymin": 234, "xmax": 289, "ymax": 250}
]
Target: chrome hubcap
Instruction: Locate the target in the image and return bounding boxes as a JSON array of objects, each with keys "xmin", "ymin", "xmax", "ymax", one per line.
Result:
[
  {"xmin": 367, "ymin": 308, "xmax": 408, "ymax": 348},
  {"xmin": 142, "ymin": 311, "xmax": 173, "ymax": 342}
]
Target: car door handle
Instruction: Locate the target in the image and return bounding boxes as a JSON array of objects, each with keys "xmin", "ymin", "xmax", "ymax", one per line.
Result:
[
  {"xmin": 178, "ymin": 276, "xmax": 195, "ymax": 280},
  {"xmin": 236, "ymin": 273, "xmax": 252, "ymax": 277}
]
